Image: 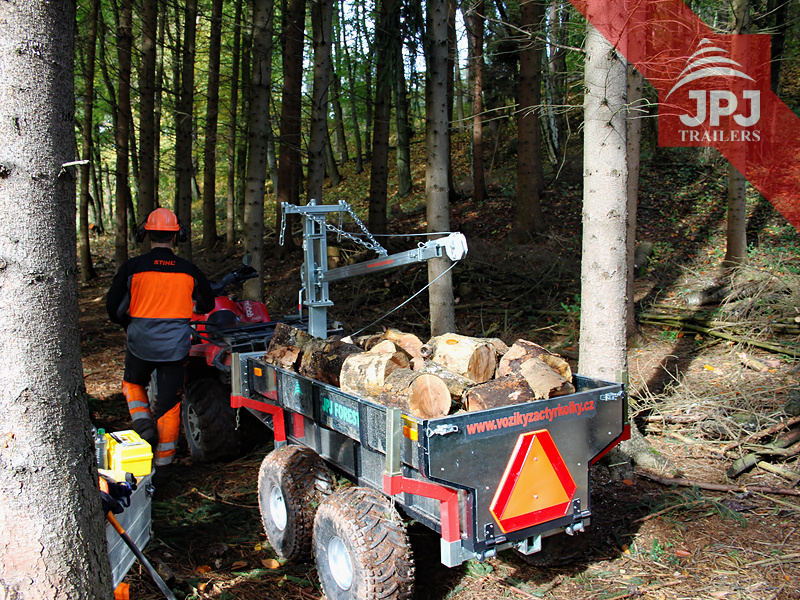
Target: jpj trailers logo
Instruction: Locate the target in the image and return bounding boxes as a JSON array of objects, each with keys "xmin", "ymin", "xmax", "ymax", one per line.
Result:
[
  {"xmin": 659, "ymin": 36, "xmax": 770, "ymax": 151},
  {"xmin": 567, "ymin": 0, "xmax": 800, "ymax": 229}
]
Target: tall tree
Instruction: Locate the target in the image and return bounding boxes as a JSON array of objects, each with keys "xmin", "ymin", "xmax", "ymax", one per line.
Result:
[
  {"xmin": 79, "ymin": 0, "xmax": 100, "ymax": 281},
  {"xmin": 426, "ymin": 0, "xmax": 457, "ymax": 335},
  {"xmin": 0, "ymin": 1, "xmax": 112, "ymax": 596},
  {"xmin": 115, "ymin": 0, "xmax": 134, "ymax": 268},
  {"xmin": 470, "ymin": 0, "xmax": 487, "ymax": 204},
  {"xmin": 226, "ymin": 0, "xmax": 244, "ymax": 250},
  {"xmin": 626, "ymin": 63, "xmax": 644, "ymax": 339},
  {"xmin": 513, "ymin": 0, "xmax": 546, "ymax": 242},
  {"xmin": 307, "ymin": 0, "xmax": 334, "ymax": 203},
  {"xmin": 341, "ymin": 1, "xmax": 363, "ymax": 173},
  {"xmin": 368, "ymin": 0, "xmax": 394, "ymax": 236},
  {"xmin": 723, "ymin": 0, "xmax": 750, "ymax": 268},
  {"xmin": 244, "ymin": 0, "xmax": 275, "ymax": 301},
  {"xmin": 175, "ymin": 0, "xmax": 198, "ymax": 260},
  {"xmin": 275, "ymin": 0, "xmax": 306, "ymax": 258},
  {"xmin": 137, "ymin": 0, "xmax": 158, "ymax": 244},
  {"xmin": 394, "ymin": 31, "xmax": 413, "ymax": 197},
  {"xmin": 578, "ymin": 22, "xmax": 628, "ymax": 383},
  {"xmin": 202, "ymin": 0, "xmax": 224, "ymax": 250}
]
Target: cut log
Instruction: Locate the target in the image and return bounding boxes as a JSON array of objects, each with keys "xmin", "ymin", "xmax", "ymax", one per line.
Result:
[
  {"xmin": 354, "ymin": 333, "xmax": 385, "ymax": 351},
  {"xmin": 267, "ymin": 322, "xmax": 316, "ymax": 353},
  {"xmin": 497, "ymin": 339, "xmax": 571, "ymax": 381},
  {"xmin": 369, "ymin": 339, "xmax": 404, "ymax": 355},
  {"xmin": 519, "ymin": 357, "xmax": 575, "ymax": 399},
  {"xmin": 340, "ymin": 351, "xmax": 410, "ymax": 397},
  {"xmin": 420, "ymin": 333, "xmax": 496, "ymax": 383},
  {"xmin": 381, "ymin": 328, "xmax": 424, "ymax": 359},
  {"xmin": 464, "ymin": 375, "xmax": 537, "ymax": 412},
  {"xmin": 264, "ymin": 345, "xmax": 301, "ymax": 370},
  {"xmin": 374, "ymin": 369, "xmax": 451, "ymax": 418},
  {"xmin": 299, "ymin": 340, "xmax": 363, "ymax": 387},
  {"xmin": 416, "ymin": 360, "xmax": 474, "ymax": 400}
]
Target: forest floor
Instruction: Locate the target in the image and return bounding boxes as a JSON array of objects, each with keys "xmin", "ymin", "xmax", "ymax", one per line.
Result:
[{"xmin": 81, "ymin": 138, "xmax": 800, "ymax": 600}]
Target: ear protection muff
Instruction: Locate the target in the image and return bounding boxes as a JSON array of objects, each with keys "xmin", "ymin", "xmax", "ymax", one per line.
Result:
[
  {"xmin": 135, "ymin": 220, "xmax": 148, "ymax": 244},
  {"xmin": 175, "ymin": 217, "xmax": 189, "ymax": 244}
]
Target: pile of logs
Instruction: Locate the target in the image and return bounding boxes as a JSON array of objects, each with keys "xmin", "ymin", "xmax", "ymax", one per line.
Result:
[{"xmin": 264, "ymin": 323, "xmax": 575, "ymax": 419}]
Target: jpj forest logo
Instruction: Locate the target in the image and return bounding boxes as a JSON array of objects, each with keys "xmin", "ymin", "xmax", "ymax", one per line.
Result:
[{"xmin": 659, "ymin": 35, "xmax": 771, "ymax": 152}]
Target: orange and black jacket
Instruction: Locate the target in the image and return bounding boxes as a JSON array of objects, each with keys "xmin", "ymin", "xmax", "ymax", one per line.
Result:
[{"xmin": 106, "ymin": 248, "xmax": 215, "ymax": 361}]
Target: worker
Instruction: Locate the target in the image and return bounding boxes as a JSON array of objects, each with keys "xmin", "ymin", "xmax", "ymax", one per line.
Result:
[{"xmin": 106, "ymin": 208, "xmax": 215, "ymax": 481}]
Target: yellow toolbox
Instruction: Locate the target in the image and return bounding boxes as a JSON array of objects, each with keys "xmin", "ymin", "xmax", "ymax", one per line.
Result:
[{"xmin": 106, "ymin": 430, "xmax": 153, "ymax": 477}]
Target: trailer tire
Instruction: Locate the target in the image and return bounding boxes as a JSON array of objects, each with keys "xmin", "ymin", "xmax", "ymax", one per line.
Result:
[
  {"xmin": 182, "ymin": 378, "xmax": 240, "ymax": 462},
  {"xmin": 514, "ymin": 530, "xmax": 591, "ymax": 566},
  {"xmin": 258, "ymin": 446, "xmax": 332, "ymax": 561},
  {"xmin": 313, "ymin": 487, "xmax": 414, "ymax": 600}
]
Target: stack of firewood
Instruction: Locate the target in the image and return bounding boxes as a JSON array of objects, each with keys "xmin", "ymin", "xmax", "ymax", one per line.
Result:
[{"xmin": 263, "ymin": 323, "xmax": 575, "ymax": 419}]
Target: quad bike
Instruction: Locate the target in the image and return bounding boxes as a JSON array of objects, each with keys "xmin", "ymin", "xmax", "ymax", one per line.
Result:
[{"xmin": 179, "ymin": 258, "xmax": 324, "ymax": 462}]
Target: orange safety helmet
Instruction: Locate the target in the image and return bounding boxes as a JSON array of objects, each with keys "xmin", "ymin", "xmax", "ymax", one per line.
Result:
[
  {"xmin": 144, "ymin": 208, "xmax": 181, "ymax": 232},
  {"xmin": 136, "ymin": 208, "xmax": 188, "ymax": 243}
]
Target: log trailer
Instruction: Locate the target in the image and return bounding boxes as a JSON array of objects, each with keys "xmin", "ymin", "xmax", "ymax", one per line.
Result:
[{"xmin": 221, "ymin": 201, "xmax": 628, "ymax": 600}]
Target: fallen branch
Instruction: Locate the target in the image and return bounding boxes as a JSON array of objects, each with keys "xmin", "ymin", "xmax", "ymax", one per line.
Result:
[
  {"xmin": 644, "ymin": 414, "xmax": 707, "ymax": 424},
  {"xmin": 636, "ymin": 471, "xmax": 800, "ymax": 496},
  {"xmin": 757, "ymin": 461, "xmax": 800, "ymax": 486},
  {"xmin": 747, "ymin": 552, "xmax": 800, "ymax": 567},
  {"xmin": 192, "ymin": 488, "xmax": 259, "ymax": 509},
  {"xmin": 722, "ymin": 416, "xmax": 800, "ymax": 452}
]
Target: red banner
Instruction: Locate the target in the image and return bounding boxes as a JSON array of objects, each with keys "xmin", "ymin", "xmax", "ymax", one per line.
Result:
[{"xmin": 569, "ymin": 0, "xmax": 800, "ymax": 229}]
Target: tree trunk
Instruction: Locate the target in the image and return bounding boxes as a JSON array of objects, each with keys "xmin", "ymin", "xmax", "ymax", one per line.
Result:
[
  {"xmin": 0, "ymin": 1, "xmax": 113, "ymax": 596},
  {"xmin": 307, "ymin": 0, "xmax": 334, "ymax": 203},
  {"xmin": 243, "ymin": 0, "xmax": 274, "ymax": 302},
  {"xmin": 331, "ymin": 30, "xmax": 350, "ymax": 165},
  {"xmin": 154, "ymin": 0, "xmax": 166, "ymax": 205},
  {"xmin": 471, "ymin": 0, "xmax": 486, "ymax": 203},
  {"xmin": 513, "ymin": 0, "xmax": 546, "ymax": 242},
  {"xmin": 237, "ymin": 27, "xmax": 252, "ymax": 235},
  {"xmin": 770, "ymin": 1, "xmax": 790, "ymax": 95},
  {"xmin": 626, "ymin": 64, "xmax": 643, "ymax": 339},
  {"xmin": 394, "ymin": 18, "xmax": 413, "ymax": 198},
  {"xmin": 723, "ymin": 0, "xmax": 750, "ymax": 269},
  {"xmin": 202, "ymin": 0, "xmax": 224, "ymax": 250},
  {"xmin": 578, "ymin": 23, "xmax": 628, "ymax": 383},
  {"xmin": 275, "ymin": 0, "xmax": 306, "ymax": 259},
  {"xmin": 226, "ymin": 0, "xmax": 244, "ymax": 250},
  {"xmin": 175, "ymin": 0, "xmax": 198, "ymax": 260},
  {"xmin": 115, "ymin": 0, "xmax": 133, "ymax": 268},
  {"xmin": 324, "ymin": 126, "xmax": 342, "ymax": 185},
  {"xmin": 137, "ymin": 0, "xmax": 158, "ymax": 251},
  {"xmin": 368, "ymin": 0, "xmax": 394, "ymax": 237},
  {"xmin": 455, "ymin": 63, "xmax": 466, "ymax": 134},
  {"xmin": 426, "ymin": 0, "xmax": 456, "ymax": 336},
  {"xmin": 79, "ymin": 0, "xmax": 100, "ymax": 282},
  {"xmin": 342, "ymin": 0, "xmax": 364, "ymax": 173}
]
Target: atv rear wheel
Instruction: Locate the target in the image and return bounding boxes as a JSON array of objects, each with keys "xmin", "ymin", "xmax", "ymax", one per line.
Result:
[
  {"xmin": 182, "ymin": 378, "xmax": 240, "ymax": 462},
  {"xmin": 258, "ymin": 446, "xmax": 332, "ymax": 561},
  {"xmin": 313, "ymin": 487, "xmax": 414, "ymax": 600}
]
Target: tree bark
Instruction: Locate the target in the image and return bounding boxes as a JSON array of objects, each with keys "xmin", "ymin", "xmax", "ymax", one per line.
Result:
[
  {"xmin": 578, "ymin": 23, "xmax": 628, "ymax": 383},
  {"xmin": 394, "ymin": 18, "xmax": 413, "ymax": 198},
  {"xmin": 307, "ymin": 0, "xmax": 334, "ymax": 203},
  {"xmin": 471, "ymin": 0, "xmax": 486, "ymax": 204},
  {"xmin": 137, "ymin": 0, "xmax": 158, "ymax": 251},
  {"xmin": 368, "ymin": 0, "xmax": 394, "ymax": 236},
  {"xmin": 626, "ymin": 64, "xmax": 643, "ymax": 338},
  {"xmin": 342, "ymin": 0, "xmax": 364, "ymax": 173},
  {"xmin": 426, "ymin": 0, "xmax": 456, "ymax": 336},
  {"xmin": 79, "ymin": 0, "xmax": 100, "ymax": 281},
  {"xmin": 514, "ymin": 0, "xmax": 546, "ymax": 242},
  {"xmin": 115, "ymin": 0, "xmax": 133, "ymax": 268},
  {"xmin": 275, "ymin": 0, "xmax": 306, "ymax": 259},
  {"xmin": 202, "ymin": 0, "xmax": 224, "ymax": 250},
  {"xmin": 175, "ymin": 0, "xmax": 198, "ymax": 260},
  {"xmin": 226, "ymin": 0, "xmax": 244, "ymax": 250},
  {"xmin": 723, "ymin": 0, "xmax": 750, "ymax": 269},
  {"xmin": 243, "ymin": 0, "xmax": 275, "ymax": 302},
  {"xmin": 0, "ymin": 1, "xmax": 112, "ymax": 595}
]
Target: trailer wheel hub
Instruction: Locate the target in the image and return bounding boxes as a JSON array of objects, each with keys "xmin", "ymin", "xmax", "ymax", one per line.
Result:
[
  {"xmin": 327, "ymin": 536, "xmax": 353, "ymax": 590},
  {"xmin": 270, "ymin": 486, "xmax": 288, "ymax": 531}
]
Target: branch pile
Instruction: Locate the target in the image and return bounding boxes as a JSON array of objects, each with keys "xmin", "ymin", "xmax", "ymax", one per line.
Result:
[{"xmin": 263, "ymin": 323, "xmax": 575, "ymax": 419}]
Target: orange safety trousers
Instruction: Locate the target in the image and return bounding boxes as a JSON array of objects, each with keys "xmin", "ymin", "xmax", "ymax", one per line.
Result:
[{"xmin": 122, "ymin": 380, "xmax": 180, "ymax": 467}]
